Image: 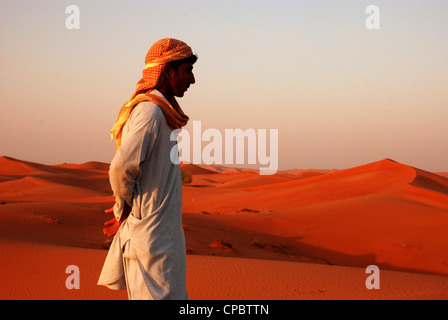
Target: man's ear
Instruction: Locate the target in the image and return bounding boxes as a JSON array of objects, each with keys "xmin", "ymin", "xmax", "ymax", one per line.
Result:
[{"xmin": 162, "ymin": 64, "xmax": 174, "ymax": 80}]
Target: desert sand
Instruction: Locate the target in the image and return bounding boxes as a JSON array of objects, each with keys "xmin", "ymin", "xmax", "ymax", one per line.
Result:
[{"xmin": 0, "ymin": 155, "xmax": 447, "ymax": 300}]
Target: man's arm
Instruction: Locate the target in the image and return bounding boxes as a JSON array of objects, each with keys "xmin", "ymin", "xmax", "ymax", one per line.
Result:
[
  {"xmin": 103, "ymin": 202, "xmax": 131, "ymax": 237},
  {"xmin": 108, "ymin": 103, "xmax": 162, "ymax": 222}
]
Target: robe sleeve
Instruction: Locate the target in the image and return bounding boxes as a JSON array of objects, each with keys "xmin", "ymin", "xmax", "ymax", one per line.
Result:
[{"xmin": 109, "ymin": 103, "xmax": 162, "ymax": 221}]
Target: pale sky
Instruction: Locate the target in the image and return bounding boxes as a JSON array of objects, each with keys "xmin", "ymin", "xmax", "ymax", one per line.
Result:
[{"xmin": 1, "ymin": 0, "xmax": 447, "ymax": 171}]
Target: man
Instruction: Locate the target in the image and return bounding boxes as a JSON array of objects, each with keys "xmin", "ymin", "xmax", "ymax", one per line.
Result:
[{"xmin": 97, "ymin": 38, "xmax": 197, "ymax": 300}]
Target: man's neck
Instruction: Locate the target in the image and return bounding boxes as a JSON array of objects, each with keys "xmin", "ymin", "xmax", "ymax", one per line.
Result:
[{"xmin": 158, "ymin": 88, "xmax": 176, "ymax": 106}]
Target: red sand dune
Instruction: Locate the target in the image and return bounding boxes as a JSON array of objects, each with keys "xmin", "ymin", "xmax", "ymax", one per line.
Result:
[
  {"xmin": 1, "ymin": 155, "xmax": 447, "ymax": 300},
  {"xmin": 436, "ymin": 172, "xmax": 448, "ymax": 179}
]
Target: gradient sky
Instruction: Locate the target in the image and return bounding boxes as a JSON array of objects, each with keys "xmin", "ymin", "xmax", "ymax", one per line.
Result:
[{"xmin": 1, "ymin": 0, "xmax": 447, "ymax": 171}]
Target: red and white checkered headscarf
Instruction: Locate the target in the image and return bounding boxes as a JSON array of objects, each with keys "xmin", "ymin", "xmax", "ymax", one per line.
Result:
[
  {"xmin": 136, "ymin": 38, "xmax": 193, "ymax": 95},
  {"xmin": 111, "ymin": 38, "xmax": 193, "ymax": 151}
]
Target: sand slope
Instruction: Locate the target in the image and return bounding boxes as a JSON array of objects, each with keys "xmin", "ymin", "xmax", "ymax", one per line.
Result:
[
  {"xmin": 182, "ymin": 159, "xmax": 448, "ymax": 276},
  {"xmin": 1, "ymin": 156, "xmax": 447, "ymax": 299}
]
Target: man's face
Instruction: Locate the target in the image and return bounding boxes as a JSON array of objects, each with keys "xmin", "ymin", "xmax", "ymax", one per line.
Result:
[{"xmin": 170, "ymin": 62, "xmax": 195, "ymax": 97}]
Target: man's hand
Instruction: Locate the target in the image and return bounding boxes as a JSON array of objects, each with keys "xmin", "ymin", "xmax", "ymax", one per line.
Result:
[{"xmin": 103, "ymin": 203, "xmax": 131, "ymax": 237}]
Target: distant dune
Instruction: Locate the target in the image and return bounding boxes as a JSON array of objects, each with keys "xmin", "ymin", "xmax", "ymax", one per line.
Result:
[
  {"xmin": 180, "ymin": 162, "xmax": 218, "ymax": 175},
  {"xmin": 1, "ymin": 155, "xmax": 447, "ymax": 300},
  {"xmin": 436, "ymin": 172, "xmax": 448, "ymax": 179},
  {"xmin": 55, "ymin": 161, "xmax": 111, "ymax": 172}
]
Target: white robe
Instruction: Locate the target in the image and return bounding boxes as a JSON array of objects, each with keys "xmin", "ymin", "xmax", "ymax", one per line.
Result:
[{"xmin": 98, "ymin": 90, "xmax": 187, "ymax": 300}]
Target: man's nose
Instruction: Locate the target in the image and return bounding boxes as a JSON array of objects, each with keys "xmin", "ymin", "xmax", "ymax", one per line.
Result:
[{"xmin": 190, "ymin": 73, "xmax": 195, "ymax": 84}]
